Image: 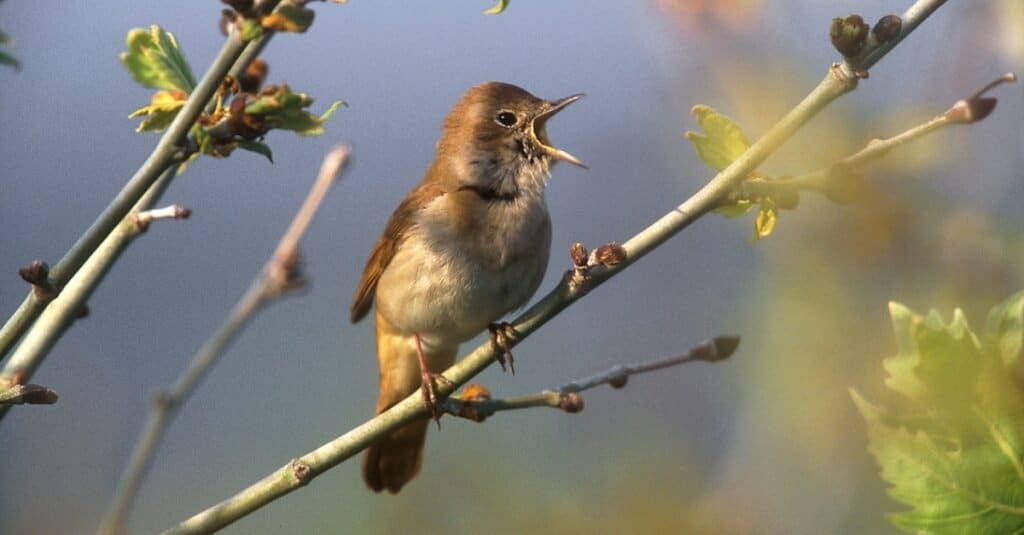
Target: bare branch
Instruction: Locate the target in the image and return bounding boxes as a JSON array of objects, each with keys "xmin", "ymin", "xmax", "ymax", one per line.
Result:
[
  {"xmin": 163, "ymin": 3, "xmax": 949, "ymax": 532},
  {"xmin": 98, "ymin": 146, "xmax": 350, "ymax": 535},
  {"xmin": 445, "ymin": 336, "xmax": 739, "ymax": 421},
  {"xmin": 743, "ymin": 72, "xmax": 1018, "ymax": 200}
]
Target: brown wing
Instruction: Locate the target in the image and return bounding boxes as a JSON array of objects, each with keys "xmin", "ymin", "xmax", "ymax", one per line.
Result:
[{"xmin": 350, "ymin": 178, "xmax": 446, "ymax": 323}]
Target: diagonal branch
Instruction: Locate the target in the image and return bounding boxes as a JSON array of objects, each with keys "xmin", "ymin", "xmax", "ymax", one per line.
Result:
[
  {"xmin": 163, "ymin": 2, "xmax": 950, "ymax": 532},
  {"xmin": 743, "ymin": 72, "xmax": 1018, "ymax": 199},
  {"xmin": 98, "ymin": 147, "xmax": 350, "ymax": 535},
  {"xmin": 445, "ymin": 336, "xmax": 739, "ymax": 422},
  {"xmin": 0, "ymin": 8, "xmax": 283, "ymax": 362}
]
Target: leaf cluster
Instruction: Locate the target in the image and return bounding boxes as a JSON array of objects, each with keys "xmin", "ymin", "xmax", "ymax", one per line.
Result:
[
  {"xmin": 853, "ymin": 293, "xmax": 1024, "ymax": 533},
  {"xmin": 685, "ymin": 105, "xmax": 797, "ymax": 241},
  {"xmin": 121, "ymin": 25, "xmax": 343, "ymax": 166}
]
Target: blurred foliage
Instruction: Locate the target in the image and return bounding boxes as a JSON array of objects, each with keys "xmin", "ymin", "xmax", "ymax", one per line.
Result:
[
  {"xmin": 484, "ymin": 0, "xmax": 510, "ymax": 15},
  {"xmin": 0, "ymin": 28, "xmax": 18, "ymax": 70},
  {"xmin": 654, "ymin": 0, "xmax": 762, "ymax": 36},
  {"xmin": 853, "ymin": 294, "xmax": 1024, "ymax": 533}
]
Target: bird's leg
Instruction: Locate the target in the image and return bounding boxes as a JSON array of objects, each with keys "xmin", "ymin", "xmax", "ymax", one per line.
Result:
[
  {"xmin": 488, "ymin": 322, "xmax": 520, "ymax": 375},
  {"xmin": 413, "ymin": 332, "xmax": 453, "ymax": 426}
]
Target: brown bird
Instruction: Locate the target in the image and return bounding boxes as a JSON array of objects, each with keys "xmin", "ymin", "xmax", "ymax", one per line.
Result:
[{"xmin": 351, "ymin": 81, "xmax": 584, "ymax": 493}]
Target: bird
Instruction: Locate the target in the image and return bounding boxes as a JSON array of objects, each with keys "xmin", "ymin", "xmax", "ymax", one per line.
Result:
[{"xmin": 350, "ymin": 81, "xmax": 584, "ymax": 493}]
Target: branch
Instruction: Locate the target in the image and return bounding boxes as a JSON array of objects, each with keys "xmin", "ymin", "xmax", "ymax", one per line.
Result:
[
  {"xmin": 445, "ymin": 336, "xmax": 739, "ymax": 422},
  {"xmin": 98, "ymin": 147, "xmax": 350, "ymax": 535},
  {"xmin": 743, "ymin": 72, "xmax": 1018, "ymax": 200},
  {"xmin": 0, "ymin": 5, "xmax": 284, "ymax": 362},
  {"xmin": 163, "ymin": 2, "xmax": 948, "ymax": 532},
  {"xmin": 0, "ymin": 170, "xmax": 185, "ymax": 421}
]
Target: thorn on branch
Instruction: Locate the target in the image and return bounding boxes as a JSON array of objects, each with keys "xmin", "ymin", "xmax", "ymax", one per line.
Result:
[
  {"xmin": 0, "ymin": 384, "xmax": 59, "ymax": 405},
  {"xmin": 945, "ymin": 72, "xmax": 1016, "ymax": 124},
  {"xmin": 18, "ymin": 260, "xmax": 57, "ymax": 302}
]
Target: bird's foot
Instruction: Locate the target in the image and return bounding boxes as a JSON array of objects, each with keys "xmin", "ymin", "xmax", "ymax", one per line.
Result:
[
  {"xmin": 488, "ymin": 322, "xmax": 520, "ymax": 375},
  {"xmin": 419, "ymin": 369, "xmax": 454, "ymax": 427}
]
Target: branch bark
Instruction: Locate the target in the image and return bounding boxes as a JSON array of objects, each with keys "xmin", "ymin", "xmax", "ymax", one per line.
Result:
[
  {"xmin": 98, "ymin": 147, "xmax": 350, "ymax": 535},
  {"xmin": 163, "ymin": 2, "xmax": 950, "ymax": 532}
]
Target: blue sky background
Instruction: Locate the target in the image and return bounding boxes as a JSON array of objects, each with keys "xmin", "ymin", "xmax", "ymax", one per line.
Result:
[{"xmin": 1, "ymin": 1, "xmax": 1022, "ymax": 533}]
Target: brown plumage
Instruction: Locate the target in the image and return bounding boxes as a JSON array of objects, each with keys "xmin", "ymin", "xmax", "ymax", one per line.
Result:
[{"xmin": 352, "ymin": 81, "xmax": 584, "ymax": 493}]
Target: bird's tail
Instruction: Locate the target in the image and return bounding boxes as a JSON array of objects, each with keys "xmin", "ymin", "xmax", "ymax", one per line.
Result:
[{"xmin": 363, "ymin": 311, "xmax": 456, "ymax": 493}]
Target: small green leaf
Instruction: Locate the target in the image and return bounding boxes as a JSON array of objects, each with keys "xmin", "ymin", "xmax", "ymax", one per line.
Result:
[
  {"xmin": 752, "ymin": 199, "xmax": 777, "ymax": 241},
  {"xmin": 237, "ymin": 139, "xmax": 274, "ymax": 163},
  {"xmin": 245, "ymin": 84, "xmax": 344, "ymax": 136},
  {"xmin": 121, "ymin": 25, "xmax": 196, "ymax": 92},
  {"xmin": 0, "ymin": 29, "xmax": 19, "ymax": 70},
  {"xmin": 684, "ymin": 104, "xmax": 750, "ymax": 171},
  {"xmin": 985, "ymin": 290, "xmax": 1024, "ymax": 368},
  {"xmin": 484, "ymin": 0, "xmax": 510, "ymax": 15},
  {"xmin": 128, "ymin": 89, "xmax": 186, "ymax": 132},
  {"xmin": 883, "ymin": 302, "xmax": 927, "ymax": 400},
  {"xmin": 240, "ymin": 19, "xmax": 264, "ymax": 41}
]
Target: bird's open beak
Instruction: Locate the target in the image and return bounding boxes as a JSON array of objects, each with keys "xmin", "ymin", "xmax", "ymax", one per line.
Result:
[{"xmin": 533, "ymin": 93, "xmax": 586, "ymax": 169}]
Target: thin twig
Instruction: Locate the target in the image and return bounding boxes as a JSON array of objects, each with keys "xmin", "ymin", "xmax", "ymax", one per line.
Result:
[
  {"xmin": 0, "ymin": 167, "xmax": 181, "ymax": 422},
  {"xmin": 743, "ymin": 72, "xmax": 1018, "ymax": 198},
  {"xmin": 98, "ymin": 147, "xmax": 350, "ymax": 535},
  {"xmin": 445, "ymin": 336, "xmax": 739, "ymax": 421},
  {"xmin": 163, "ymin": 2, "xmax": 948, "ymax": 532}
]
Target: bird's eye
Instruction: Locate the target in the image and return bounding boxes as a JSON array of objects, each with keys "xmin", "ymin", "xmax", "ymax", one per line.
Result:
[{"xmin": 495, "ymin": 111, "xmax": 518, "ymax": 127}]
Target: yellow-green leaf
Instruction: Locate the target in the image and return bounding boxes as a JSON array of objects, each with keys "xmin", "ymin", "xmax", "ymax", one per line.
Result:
[
  {"xmin": 121, "ymin": 25, "xmax": 196, "ymax": 92},
  {"xmin": 128, "ymin": 89, "xmax": 187, "ymax": 132},
  {"xmin": 245, "ymin": 84, "xmax": 345, "ymax": 136},
  {"xmin": 684, "ymin": 104, "xmax": 750, "ymax": 171},
  {"xmin": 236, "ymin": 139, "xmax": 274, "ymax": 163},
  {"xmin": 484, "ymin": 0, "xmax": 510, "ymax": 14},
  {"xmin": 752, "ymin": 201, "xmax": 777, "ymax": 240}
]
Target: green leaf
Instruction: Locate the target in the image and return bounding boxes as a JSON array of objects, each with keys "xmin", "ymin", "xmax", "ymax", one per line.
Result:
[
  {"xmin": 484, "ymin": 0, "xmax": 510, "ymax": 15},
  {"xmin": 236, "ymin": 139, "xmax": 274, "ymax": 163},
  {"xmin": 684, "ymin": 104, "xmax": 750, "ymax": 171},
  {"xmin": 853, "ymin": 390, "xmax": 1024, "ymax": 534},
  {"xmin": 0, "ymin": 29, "xmax": 18, "ymax": 70},
  {"xmin": 856, "ymin": 297, "xmax": 1024, "ymax": 533},
  {"xmin": 121, "ymin": 25, "xmax": 196, "ymax": 92},
  {"xmin": 128, "ymin": 89, "xmax": 186, "ymax": 132},
  {"xmin": 985, "ymin": 290, "xmax": 1024, "ymax": 368},
  {"xmin": 240, "ymin": 19, "xmax": 264, "ymax": 41},
  {"xmin": 751, "ymin": 199, "xmax": 777, "ymax": 241},
  {"xmin": 245, "ymin": 84, "xmax": 345, "ymax": 136}
]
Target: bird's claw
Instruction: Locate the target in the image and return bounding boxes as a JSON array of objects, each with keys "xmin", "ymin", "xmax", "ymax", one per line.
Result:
[
  {"xmin": 488, "ymin": 322, "xmax": 520, "ymax": 374},
  {"xmin": 421, "ymin": 371, "xmax": 453, "ymax": 427}
]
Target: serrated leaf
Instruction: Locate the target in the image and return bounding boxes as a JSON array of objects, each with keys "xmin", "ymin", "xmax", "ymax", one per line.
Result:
[
  {"xmin": 484, "ymin": 0, "xmax": 510, "ymax": 14},
  {"xmin": 236, "ymin": 139, "xmax": 273, "ymax": 163},
  {"xmin": 262, "ymin": 4, "xmax": 315, "ymax": 33},
  {"xmin": 985, "ymin": 290, "xmax": 1024, "ymax": 368},
  {"xmin": 883, "ymin": 302, "xmax": 927, "ymax": 400},
  {"xmin": 752, "ymin": 200, "xmax": 777, "ymax": 241},
  {"xmin": 684, "ymin": 104, "xmax": 750, "ymax": 171},
  {"xmin": 128, "ymin": 89, "xmax": 186, "ymax": 132},
  {"xmin": 121, "ymin": 25, "xmax": 196, "ymax": 92},
  {"xmin": 853, "ymin": 390, "xmax": 1024, "ymax": 534}
]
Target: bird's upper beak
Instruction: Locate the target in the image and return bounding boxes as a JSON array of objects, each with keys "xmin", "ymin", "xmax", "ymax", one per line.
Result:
[{"xmin": 532, "ymin": 93, "xmax": 586, "ymax": 169}]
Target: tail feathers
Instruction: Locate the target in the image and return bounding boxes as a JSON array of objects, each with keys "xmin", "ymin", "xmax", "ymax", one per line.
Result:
[{"xmin": 363, "ymin": 417, "xmax": 429, "ymax": 493}]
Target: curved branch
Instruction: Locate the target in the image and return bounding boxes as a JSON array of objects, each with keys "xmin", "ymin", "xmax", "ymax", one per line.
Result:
[
  {"xmin": 98, "ymin": 147, "xmax": 350, "ymax": 535},
  {"xmin": 163, "ymin": 2, "xmax": 949, "ymax": 532}
]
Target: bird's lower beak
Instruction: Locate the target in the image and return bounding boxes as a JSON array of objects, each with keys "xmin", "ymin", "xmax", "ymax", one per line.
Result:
[{"xmin": 533, "ymin": 93, "xmax": 586, "ymax": 169}]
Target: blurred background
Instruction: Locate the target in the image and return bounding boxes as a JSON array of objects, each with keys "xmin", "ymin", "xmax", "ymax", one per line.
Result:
[{"xmin": 1, "ymin": 1, "xmax": 1022, "ymax": 533}]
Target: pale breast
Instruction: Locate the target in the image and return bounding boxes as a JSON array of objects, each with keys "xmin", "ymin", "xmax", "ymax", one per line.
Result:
[{"xmin": 374, "ymin": 191, "xmax": 551, "ymax": 345}]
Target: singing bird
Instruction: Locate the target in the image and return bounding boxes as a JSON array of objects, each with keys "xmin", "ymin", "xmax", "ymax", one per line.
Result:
[{"xmin": 351, "ymin": 82, "xmax": 584, "ymax": 493}]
